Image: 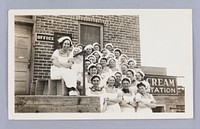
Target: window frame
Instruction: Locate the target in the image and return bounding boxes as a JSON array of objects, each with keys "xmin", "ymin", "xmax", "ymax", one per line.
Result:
[{"xmin": 78, "ymin": 21, "xmax": 103, "ymax": 48}]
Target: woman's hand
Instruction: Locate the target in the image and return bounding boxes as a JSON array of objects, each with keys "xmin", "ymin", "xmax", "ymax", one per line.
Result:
[{"xmin": 52, "ymin": 59, "xmax": 63, "ymax": 68}]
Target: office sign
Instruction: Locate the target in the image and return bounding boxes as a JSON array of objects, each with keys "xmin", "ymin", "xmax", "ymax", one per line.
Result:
[{"xmin": 36, "ymin": 33, "xmax": 54, "ymax": 42}]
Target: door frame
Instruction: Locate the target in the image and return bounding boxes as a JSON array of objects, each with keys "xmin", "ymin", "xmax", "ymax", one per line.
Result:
[{"xmin": 15, "ymin": 16, "xmax": 36, "ymax": 94}]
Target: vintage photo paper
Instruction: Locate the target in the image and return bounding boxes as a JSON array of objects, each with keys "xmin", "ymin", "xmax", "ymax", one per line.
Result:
[{"xmin": 8, "ymin": 9, "xmax": 193, "ymax": 119}]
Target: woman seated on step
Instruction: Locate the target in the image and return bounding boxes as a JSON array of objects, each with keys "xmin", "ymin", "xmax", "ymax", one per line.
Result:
[{"xmin": 50, "ymin": 36, "xmax": 78, "ymax": 95}]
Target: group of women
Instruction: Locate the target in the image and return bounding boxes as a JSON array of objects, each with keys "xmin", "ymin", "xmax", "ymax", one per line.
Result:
[{"xmin": 50, "ymin": 36, "xmax": 156, "ymax": 113}]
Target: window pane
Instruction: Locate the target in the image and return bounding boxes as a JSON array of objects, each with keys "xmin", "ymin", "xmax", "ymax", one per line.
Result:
[{"xmin": 80, "ymin": 24, "xmax": 100, "ymax": 45}]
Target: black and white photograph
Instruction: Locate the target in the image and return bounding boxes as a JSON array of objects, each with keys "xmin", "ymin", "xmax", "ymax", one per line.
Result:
[{"xmin": 8, "ymin": 9, "xmax": 193, "ymax": 119}]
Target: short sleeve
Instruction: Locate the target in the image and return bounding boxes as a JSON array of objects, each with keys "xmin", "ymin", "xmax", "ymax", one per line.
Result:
[
  {"xmin": 117, "ymin": 90, "xmax": 123, "ymax": 98},
  {"xmin": 51, "ymin": 50, "xmax": 59, "ymax": 60},
  {"xmin": 149, "ymin": 94, "xmax": 156, "ymax": 102},
  {"xmin": 135, "ymin": 93, "xmax": 142, "ymax": 102}
]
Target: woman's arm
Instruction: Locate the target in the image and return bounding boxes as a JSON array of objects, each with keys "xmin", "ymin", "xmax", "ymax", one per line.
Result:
[
  {"xmin": 138, "ymin": 102, "xmax": 149, "ymax": 108},
  {"xmin": 120, "ymin": 101, "xmax": 134, "ymax": 108},
  {"xmin": 145, "ymin": 94, "xmax": 156, "ymax": 108},
  {"xmin": 138, "ymin": 96, "xmax": 157, "ymax": 108},
  {"xmin": 102, "ymin": 98, "xmax": 108, "ymax": 112},
  {"xmin": 145, "ymin": 102, "xmax": 157, "ymax": 108},
  {"xmin": 52, "ymin": 58, "xmax": 64, "ymax": 68},
  {"xmin": 52, "ymin": 58, "xmax": 73, "ymax": 68},
  {"xmin": 108, "ymin": 97, "xmax": 122, "ymax": 103}
]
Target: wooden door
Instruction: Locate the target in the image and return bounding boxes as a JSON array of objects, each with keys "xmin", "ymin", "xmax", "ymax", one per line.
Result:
[{"xmin": 15, "ymin": 24, "xmax": 32, "ymax": 95}]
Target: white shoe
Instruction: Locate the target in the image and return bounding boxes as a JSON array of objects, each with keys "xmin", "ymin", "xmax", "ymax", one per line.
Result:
[{"xmin": 69, "ymin": 91, "xmax": 78, "ymax": 96}]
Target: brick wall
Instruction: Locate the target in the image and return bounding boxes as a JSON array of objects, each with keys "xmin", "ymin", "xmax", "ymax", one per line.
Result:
[{"xmin": 34, "ymin": 15, "xmax": 140, "ymax": 81}]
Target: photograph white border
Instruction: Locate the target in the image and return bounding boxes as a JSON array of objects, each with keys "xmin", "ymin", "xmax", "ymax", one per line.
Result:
[{"xmin": 8, "ymin": 9, "xmax": 193, "ymax": 120}]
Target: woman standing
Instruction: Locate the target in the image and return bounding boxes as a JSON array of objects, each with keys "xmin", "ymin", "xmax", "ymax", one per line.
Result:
[
  {"xmin": 101, "ymin": 48, "xmax": 110, "ymax": 58},
  {"xmin": 99, "ymin": 57, "xmax": 111, "ymax": 74},
  {"xmin": 50, "ymin": 36, "xmax": 77, "ymax": 94},
  {"xmin": 113, "ymin": 48, "xmax": 122, "ymax": 61},
  {"xmin": 92, "ymin": 51, "xmax": 102, "ymax": 63},
  {"xmin": 135, "ymin": 82, "xmax": 156, "ymax": 114},
  {"xmin": 135, "ymin": 70, "xmax": 151, "ymax": 93},
  {"xmin": 114, "ymin": 71, "xmax": 123, "ymax": 89},
  {"xmin": 126, "ymin": 69, "xmax": 138, "ymax": 95},
  {"xmin": 118, "ymin": 54, "xmax": 128, "ymax": 66},
  {"xmin": 118, "ymin": 77, "xmax": 137, "ymax": 113},
  {"xmin": 87, "ymin": 55, "xmax": 97, "ymax": 64},
  {"xmin": 104, "ymin": 76, "xmax": 122, "ymax": 113},
  {"xmin": 71, "ymin": 47, "xmax": 83, "ymax": 75},
  {"xmin": 84, "ymin": 44, "xmax": 94, "ymax": 57},
  {"xmin": 93, "ymin": 42, "xmax": 101, "ymax": 51},
  {"xmin": 127, "ymin": 58, "xmax": 137, "ymax": 70},
  {"xmin": 105, "ymin": 43, "xmax": 114, "ymax": 53},
  {"xmin": 86, "ymin": 75, "xmax": 106, "ymax": 112},
  {"xmin": 113, "ymin": 48, "xmax": 122, "ymax": 69},
  {"xmin": 108, "ymin": 58, "xmax": 119, "ymax": 72}
]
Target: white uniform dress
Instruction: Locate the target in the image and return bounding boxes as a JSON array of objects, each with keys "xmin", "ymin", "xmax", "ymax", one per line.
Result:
[
  {"xmin": 50, "ymin": 49, "xmax": 77, "ymax": 88},
  {"xmin": 86, "ymin": 87, "xmax": 106, "ymax": 112},
  {"xmin": 135, "ymin": 93, "xmax": 155, "ymax": 114},
  {"xmin": 119, "ymin": 90, "xmax": 136, "ymax": 113},
  {"xmin": 104, "ymin": 87, "xmax": 121, "ymax": 113}
]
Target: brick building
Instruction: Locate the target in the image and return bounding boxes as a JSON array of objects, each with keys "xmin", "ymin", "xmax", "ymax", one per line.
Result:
[
  {"xmin": 15, "ymin": 15, "xmax": 140, "ymax": 95},
  {"xmin": 14, "ymin": 15, "xmax": 184, "ymax": 113}
]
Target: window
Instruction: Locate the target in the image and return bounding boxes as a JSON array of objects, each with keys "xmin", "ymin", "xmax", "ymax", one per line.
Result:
[
  {"xmin": 176, "ymin": 105, "xmax": 185, "ymax": 112},
  {"xmin": 79, "ymin": 22, "xmax": 103, "ymax": 48},
  {"xmin": 152, "ymin": 105, "xmax": 166, "ymax": 112}
]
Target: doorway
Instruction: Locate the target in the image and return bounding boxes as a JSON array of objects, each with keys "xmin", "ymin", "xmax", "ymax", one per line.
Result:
[{"xmin": 15, "ymin": 24, "xmax": 32, "ymax": 95}]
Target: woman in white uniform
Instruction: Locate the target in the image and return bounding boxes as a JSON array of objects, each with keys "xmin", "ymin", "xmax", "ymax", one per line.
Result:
[
  {"xmin": 135, "ymin": 70, "xmax": 151, "ymax": 93},
  {"xmin": 50, "ymin": 36, "xmax": 77, "ymax": 94},
  {"xmin": 127, "ymin": 58, "xmax": 137, "ymax": 70},
  {"xmin": 93, "ymin": 42, "xmax": 101, "ymax": 51},
  {"xmin": 104, "ymin": 76, "xmax": 121, "ymax": 113},
  {"xmin": 86, "ymin": 75, "xmax": 106, "ymax": 112},
  {"xmin": 71, "ymin": 47, "xmax": 83, "ymax": 76},
  {"xmin": 135, "ymin": 82, "xmax": 156, "ymax": 114},
  {"xmin": 118, "ymin": 77, "xmax": 137, "ymax": 113},
  {"xmin": 126, "ymin": 69, "xmax": 138, "ymax": 95},
  {"xmin": 108, "ymin": 58, "xmax": 119, "ymax": 72}
]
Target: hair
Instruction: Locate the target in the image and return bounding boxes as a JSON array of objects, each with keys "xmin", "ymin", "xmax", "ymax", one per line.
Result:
[
  {"xmin": 88, "ymin": 65, "xmax": 98, "ymax": 75},
  {"xmin": 108, "ymin": 58, "xmax": 116, "ymax": 63},
  {"xmin": 73, "ymin": 47, "xmax": 81, "ymax": 56},
  {"xmin": 121, "ymin": 77, "xmax": 131, "ymax": 84},
  {"xmin": 99, "ymin": 57, "xmax": 107, "ymax": 63},
  {"xmin": 114, "ymin": 48, "xmax": 122, "ymax": 55},
  {"xmin": 105, "ymin": 43, "xmax": 113, "ymax": 48},
  {"xmin": 91, "ymin": 75, "xmax": 101, "ymax": 82},
  {"xmin": 121, "ymin": 63, "xmax": 129, "ymax": 69},
  {"xmin": 128, "ymin": 59, "xmax": 137, "ymax": 67},
  {"xmin": 137, "ymin": 82, "xmax": 146, "ymax": 89},
  {"xmin": 93, "ymin": 43, "xmax": 101, "ymax": 51},
  {"xmin": 76, "ymin": 44, "xmax": 84, "ymax": 50},
  {"xmin": 101, "ymin": 48, "xmax": 109, "ymax": 53},
  {"xmin": 137, "ymin": 71, "xmax": 145, "ymax": 78},
  {"xmin": 126, "ymin": 69, "xmax": 135, "ymax": 77},
  {"xmin": 87, "ymin": 55, "xmax": 96, "ymax": 60},
  {"xmin": 106, "ymin": 76, "xmax": 116, "ymax": 84},
  {"xmin": 60, "ymin": 39, "xmax": 72, "ymax": 48},
  {"xmin": 96, "ymin": 63, "xmax": 102, "ymax": 68},
  {"xmin": 85, "ymin": 59, "xmax": 92, "ymax": 64},
  {"xmin": 115, "ymin": 71, "xmax": 122, "ymax": 76}
]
